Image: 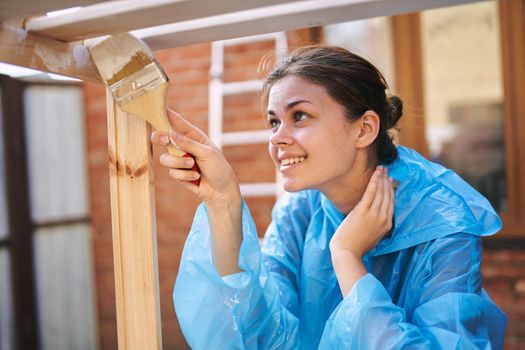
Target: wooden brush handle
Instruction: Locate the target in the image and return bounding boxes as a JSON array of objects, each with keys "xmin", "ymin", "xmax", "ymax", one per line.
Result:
[{"xmin": 119, "ymin": 83, "xmax": 200, "ymax": 185}]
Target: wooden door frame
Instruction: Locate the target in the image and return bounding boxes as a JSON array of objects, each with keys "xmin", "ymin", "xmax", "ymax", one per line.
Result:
[
  {"xmin": 391, "ymin": 0, "xmax": 525, "ymax": 238},
  {"xmin": 0, "ymin": 74, "xmax": 39, "ymax": 350}
]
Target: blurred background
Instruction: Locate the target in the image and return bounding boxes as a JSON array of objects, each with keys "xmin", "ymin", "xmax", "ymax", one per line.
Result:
[{"xmin": 1, "ymin": 0, "xmax": 524, "ymax": 349}]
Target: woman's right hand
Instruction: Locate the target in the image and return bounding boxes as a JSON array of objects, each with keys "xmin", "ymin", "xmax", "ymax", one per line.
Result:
[{"xmin": 151, "ymin": 108, "xmax": 241, "ymax": 206}]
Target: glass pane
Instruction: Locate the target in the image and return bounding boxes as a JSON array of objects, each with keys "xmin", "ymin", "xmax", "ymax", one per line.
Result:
[
  {"xmin": 34, "ymin": 224, "xmax": 97, "ymax": 349},
  {"xmin": 0, "ymin": 248, "xmax": 14, "ymax": 350},
  {"xmin": 421, "ymin": 1, "xmax": 506, "ymax": 211},
  {"xmin": 0, "ymin": 85, "xmax": 8, "ymax": 238},
  {"xmin": 324, "ymin": 17, "xmax": 395, "ymax": 90},
  {"xmin": 23, "ymin": 86, "xmax": 89, "ymax": 222}
]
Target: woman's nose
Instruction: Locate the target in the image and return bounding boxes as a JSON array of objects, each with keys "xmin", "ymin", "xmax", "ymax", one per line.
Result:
[{"xmin": 270, "ymin": 124, "xmax": 294, "ymax": 146}]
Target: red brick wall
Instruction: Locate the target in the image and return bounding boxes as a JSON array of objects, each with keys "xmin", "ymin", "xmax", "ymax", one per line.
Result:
[
  {"xmin": 84, "ymin": 28, "xmax": 523, "ymax": 349},
  {"xmin": 83, "ymin": 81, "xmax": 117, "ymax": 348},
  {"xmin": 482, "ymin": 247, "xmax": 525, "ymax": 349}
]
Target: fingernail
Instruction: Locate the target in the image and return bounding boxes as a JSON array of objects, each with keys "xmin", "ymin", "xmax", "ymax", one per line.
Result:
[
  {"xmin": 160, "ymin": 135, "xmax": 169, "ymax": 145},
  {"xmin": 185, "ymin": 158, "xmax": 194, "ymax": 167},
  {"xmin": 377, "ymin": 165, "xmax": 383, "ymax": 171}
]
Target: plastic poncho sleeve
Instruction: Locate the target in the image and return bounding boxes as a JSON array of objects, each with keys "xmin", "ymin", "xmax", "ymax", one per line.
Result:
[
  {"xmin": 319, "ymin": 233, "xmax": 507, "ymax": 349},
  {"xmin": 173, "ymin": 193, "xmax": 311, "ymax": 349}
]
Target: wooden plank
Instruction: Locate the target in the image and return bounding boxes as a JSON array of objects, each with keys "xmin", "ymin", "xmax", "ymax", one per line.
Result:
[
  {"xmin": 129, "ymin": 0, "xmax": 479, "ymax": 50},
  {"xmin": 106, "ymin": 91, "xmax": 162, "ymax": 349},
  {"xmin": 0, "ymin": 0, "xmax": 105, "ymax": 22},
  {"xmin": 0, "ymin": 24, "xmax": 101, "ymax": 82},
  {"xmin": 497, "ymin": 0, "xmax": 525, "ymax": 236},
  {"xmin": 26, "ymin": 0, "xmax": 304, "ymax": 41},
  {"xmin": 391, "ymin": 13, "xmax": 429, "ymax": 158}
]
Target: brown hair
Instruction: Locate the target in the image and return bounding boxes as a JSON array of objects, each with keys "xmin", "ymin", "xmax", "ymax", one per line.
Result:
[{"xmin": 261, "ymin": 45, "xmax": 402, "ymax": 165}]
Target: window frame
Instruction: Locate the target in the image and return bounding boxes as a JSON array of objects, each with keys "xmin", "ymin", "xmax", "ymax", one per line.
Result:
[
  {"xmin": 0, "ymin": 75, "xmax": 92, "ymax": 350},
  {"xmin": 391, "ymin": 0, "xmax": 525, "ymax": 238},
  {"xmin": 0, "ymin": 74, "xmax": 39, "ymax": 349}
]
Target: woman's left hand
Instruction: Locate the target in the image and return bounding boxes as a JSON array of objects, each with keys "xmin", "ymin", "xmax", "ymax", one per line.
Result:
[{"xmin": 329, "ymin": 166, "xmax": 395, "ymax": 259}]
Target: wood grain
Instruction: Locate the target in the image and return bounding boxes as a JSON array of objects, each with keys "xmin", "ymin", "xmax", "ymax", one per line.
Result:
[
  {"xmin": 391, "ymin": 13, "xmax": 429, "ymax": 158},
  {"xmin": 106, "ymin": 90, "xmax": 162, "ymax": 349},
  {"xmin": 496, "ymin": 0, "xmax": 525, "ymax": 237},
  {"xmin": 0, "ymin": 24, "xmax": 101, "ymax": 82}
]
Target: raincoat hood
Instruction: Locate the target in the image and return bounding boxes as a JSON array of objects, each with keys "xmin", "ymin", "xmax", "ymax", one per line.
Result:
[{"xmin": 320, "ymin": 146, "xmax": 502, "ymax": 256}]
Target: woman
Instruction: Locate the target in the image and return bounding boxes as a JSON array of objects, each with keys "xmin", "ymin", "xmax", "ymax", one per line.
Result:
[{"xmin": 152, "ymin": 46, "xmax": 506, "ymax": 349}]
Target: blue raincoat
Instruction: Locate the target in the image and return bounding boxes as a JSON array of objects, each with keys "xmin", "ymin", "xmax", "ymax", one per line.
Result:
[{"xmin": 174, "ymin": 146, "xmax": 507, "ymax": 349}]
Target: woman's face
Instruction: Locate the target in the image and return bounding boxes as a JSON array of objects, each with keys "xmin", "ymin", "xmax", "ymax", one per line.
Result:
[{"xmin": 267, "ymin": 75, "xmax": 362, "ymax": 193}]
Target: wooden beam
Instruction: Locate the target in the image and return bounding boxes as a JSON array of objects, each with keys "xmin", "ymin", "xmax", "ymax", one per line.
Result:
[
  {"xmin": 0, "ymin": 24, "xmax": 101, "ymax": 82},
  {"xmin": 132, "ymin": 0, "xmax": 481, "ymax": 50},
  {"xmin": 26, "ymin": 0, "xmax": 303, "ymax": 41},
  {"xmin": 106, "ymin": 91, "xmax": 162, "ymax": 349},
  {"xmin": 498, "ymin": 0, "xmax": 525, "ymax": 235},
  {"xmin": 0, "ymin": 0, "xmax": 105, "ymax": 23},
  {"xmin": 391, "ymin": 13, "xmax": 429, "ymax": 158}
]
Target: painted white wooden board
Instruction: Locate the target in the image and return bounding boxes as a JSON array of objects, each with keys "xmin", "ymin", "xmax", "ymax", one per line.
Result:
[
  {"xmin": 26, "ymin": 0, "xmax": 304, "ymax": 41},
  {"xmin": 75, "ymin": 0, "xmax": 481, "ymax": 51},
  {"xmin": 0, "ymin": 0, "xmax": 106, "ymax": 22}
]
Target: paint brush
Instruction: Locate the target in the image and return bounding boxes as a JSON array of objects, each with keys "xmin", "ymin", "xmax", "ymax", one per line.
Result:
[{"xmin": 88, "ymin": 33, "xmax": 200, "ymax": 184}]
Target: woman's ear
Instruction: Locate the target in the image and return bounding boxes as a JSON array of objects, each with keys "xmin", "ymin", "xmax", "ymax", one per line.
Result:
[{"xmin": 355, "ymin": 110, "xmax": 380, "ymax": 149}]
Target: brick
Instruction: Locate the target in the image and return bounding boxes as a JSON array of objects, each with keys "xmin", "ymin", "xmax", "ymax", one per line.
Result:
[
  {"xmin": 485, "ymin": 280, "xmax": 514, "ymax": 306},
  {"xmin": 245, "ymin": 196, "xmax": 275, "ymax": 237},
  {"xmin": 93, "ymin": 240, "xmax": 114, "ymax": 270},
  {"xmin": 483, "ymin": 265, "xmax": 525, "ymax": 280},
  {"xmin": 515, "ymin": 280, "xmax": 525, "ymax": 296},
  {"xmin": 223, "ymin": 143, "xmax": 276, "ymax": 183},
  {"xmin": 98, "ymin": 321, "xmax": 118, "ymax": 350}
]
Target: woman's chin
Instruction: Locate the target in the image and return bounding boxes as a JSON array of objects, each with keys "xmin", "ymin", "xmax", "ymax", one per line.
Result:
[{"xmin": 282, "ymin": 179, "xmax": 307, "ymax": 193}]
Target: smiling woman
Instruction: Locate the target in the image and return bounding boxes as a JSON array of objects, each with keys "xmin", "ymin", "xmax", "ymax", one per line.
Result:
[{"xmin": 151, "ymin": 45, "xmax": 506, "ymax": 349}]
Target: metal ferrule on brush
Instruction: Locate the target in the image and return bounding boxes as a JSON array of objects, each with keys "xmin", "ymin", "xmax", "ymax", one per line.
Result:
[{"xmin": 109, "ymin": 61, "xmax": 168, "ymax": 107}]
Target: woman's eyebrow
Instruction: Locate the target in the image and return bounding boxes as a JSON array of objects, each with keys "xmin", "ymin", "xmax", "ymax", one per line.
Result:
[{"xmin": 267, "ymin": 99, "xmax": 312, "ymax": 115}]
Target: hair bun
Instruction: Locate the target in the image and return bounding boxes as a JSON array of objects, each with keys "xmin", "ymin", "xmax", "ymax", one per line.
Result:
[{"xmin": 386, "ymin": 95, "xmax": 403, "ymax": 129}]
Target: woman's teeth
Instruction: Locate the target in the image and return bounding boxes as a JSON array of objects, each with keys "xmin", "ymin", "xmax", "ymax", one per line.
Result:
[{"xmin": 281, "ymin": 157, "xmax": 306, "ymax": 166}]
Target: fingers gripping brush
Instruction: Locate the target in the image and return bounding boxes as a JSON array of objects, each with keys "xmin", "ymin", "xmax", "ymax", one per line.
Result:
[{"xmin": 88, "ymin": 33, "xmax": 200, "ymax": 185}]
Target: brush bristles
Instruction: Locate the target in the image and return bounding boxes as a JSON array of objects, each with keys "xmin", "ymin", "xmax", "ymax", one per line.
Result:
[
  {"xmin": 89, "ymin": 33, "xmax": 155, "ymax": 86},
  {"xmin": 106, "ymin": 52, "xmax": 154, "ymax": 86}
]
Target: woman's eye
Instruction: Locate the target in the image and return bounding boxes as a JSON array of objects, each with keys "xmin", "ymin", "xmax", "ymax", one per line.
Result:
[
  {"xmin": 294, "ymin": 112, "xmax": 308, "ymax": 122},
  {"xmin": 268, "ymin": 118, "xmax": 280, "ymax": 131}
]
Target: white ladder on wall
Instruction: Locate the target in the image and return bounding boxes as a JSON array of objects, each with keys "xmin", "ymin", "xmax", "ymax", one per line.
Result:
[{"xmin": 208, "ymin": 32, "xmax": 288, "ymax": 198}]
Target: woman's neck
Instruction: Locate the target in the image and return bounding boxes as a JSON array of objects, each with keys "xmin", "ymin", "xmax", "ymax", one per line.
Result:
[{"xmin": 321, "ymin": 157, "xmax": 375, "ymax": 215}]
